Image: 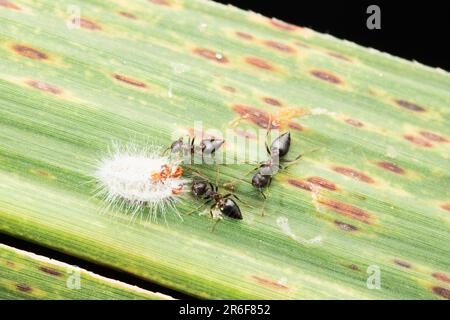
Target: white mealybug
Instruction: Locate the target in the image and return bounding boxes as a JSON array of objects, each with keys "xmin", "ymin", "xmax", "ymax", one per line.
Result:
[{"xmin": 94, "ymin": 143, "xmax": 189, "ymax": 222}]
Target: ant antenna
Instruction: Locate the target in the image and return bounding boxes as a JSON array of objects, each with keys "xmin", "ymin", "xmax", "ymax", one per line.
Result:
[
  {"xmin": 283, "ymin": 147, "xmax": 323, "ymax": 169},
  {"xmin": 265, "ymin": 114, "xmax": 273, "ymax": 156},
  {"xmin": 185, "ymin": 200, "xmax": 210, "ymax": 216},
  {"xmin": 183, "ymin": 166, "xmax": 209, "ymax": 181}
]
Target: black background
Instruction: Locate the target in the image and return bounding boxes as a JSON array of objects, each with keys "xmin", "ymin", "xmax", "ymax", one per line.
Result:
[{"xmin": 213, "ymin": 0, "xmax": 450, "ymax": 71}]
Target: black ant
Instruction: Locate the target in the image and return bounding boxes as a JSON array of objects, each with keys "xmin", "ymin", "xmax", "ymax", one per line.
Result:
[
  {"xmin": 164, "ymin": 136, "xmax": 224, "ymax": 163},
  {"xmin": 191, "ymin": 180, "xmax": 243, "ymax": 220},
  {"xmin": 186, "ymin": 168, "xmax": 249, "ymax": 231},
  {"xmin": 250, "ymin": 131, "xmax": 301, "ymax": 199}
]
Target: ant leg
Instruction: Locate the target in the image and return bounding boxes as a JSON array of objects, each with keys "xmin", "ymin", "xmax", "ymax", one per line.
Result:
[
  {"xmin": 209, "ymin": 204, "xmax": 223, "ymax": 232},
  {"xmin": 162, "ymin": 147, "xmax": 171, "ymax": 156},
  {"xmin": 259, "ymin": 188, "xmax": 266, "ymax": 199},
  {"xmin": 283, "ymin": 153, "xmax": 302, "ymax": 164},
  {"xmin": 283, "ymin": 147, "xmax": 322, "ymax": 165},
  {"xmin": 209, "ymin": 203, "xmax": 215, "ymax": 218},
  {"xmin": 261, "ymin": 197, "xmax": 267, "ymax": 217},
  {"xmin": 185, "ymin": 199, "xmax": 212, "ymax": 215},
  {"xmin": 265, "ymin": 132, "xmax": 271, "ymax": 156},
  {"xmin": 210, "ymin": 216, "xmax": 223, "ymax": 233},
  {"xmin": 183, "ymin": 167, "xmax": 209, "ymax": 180},
  {"xmin": 281, "ymin": 155, "xmax": 303, "ymax": 170},
  {"xmin": 230, "ymin": 194, "xmax": 255, "ymax": 209},
  {"xmin": 228, "ymin": 116, "xmax": 242, "ymax": 128},
  {"xmin": 214, "ymin": 165, "xmax": 220, "ymax": 192},
  {"xmin": 265, "ymin": 114, "xmax": 273, "ymax": 156},
  {"xmin": 259, "ymin": 177, "xmax": 272, "ymax": 217},
  {"xmin": 259, "ymin": 177, "xmax": 272, "ymax": 216},
  {"xmin": 188, "ymin": 136, "xmax": 196, "ymax": 164},
  {"xmin": 245, "ymin": 165, "xmax": 260, "ymax": 176}
]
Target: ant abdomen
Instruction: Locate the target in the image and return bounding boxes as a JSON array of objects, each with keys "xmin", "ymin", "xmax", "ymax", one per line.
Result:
[
  {"xmin": 270, "ymin": 132, "xmax": 291, "ymax": 158},
  {"xmin": 219, "ymin": 198, "xmax": 243, "ymax": 219},
  {"xmin": 201, "ymin": 138, "xmax": 225, "ymax": 156}
]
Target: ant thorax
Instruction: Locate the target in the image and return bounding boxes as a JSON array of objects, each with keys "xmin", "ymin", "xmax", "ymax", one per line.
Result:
[
  {"xmin": 260, "ymin": 157, "xmax": 281, "ymax": 176},
  {"xmin": 209, "ymin": 192, "xmax": 220, "ymax": 202}
]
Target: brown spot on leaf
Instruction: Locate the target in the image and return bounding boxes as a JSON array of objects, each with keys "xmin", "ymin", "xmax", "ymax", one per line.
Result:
[
  {"xmin": 333, "ymin": 167, "xmax": 375, "ymax": 183},
  {"xmin": 395, "ymin": 100, "xmax": 426, "ymax": 112},
  {"xmin": 26, "ymin": 80, "xmax": 62, "ymax": 95},
  {"xmin": 432, "ymin": 272, "xmax": 450, "ymax": 284},
  {"xmin": 394, "ymin": 260, "xmax": 411, "ymax": 269},
  {"xmin": 419, "ymin": 131, "xmax": 448, "ymax": 143},
  {"xmin": 318, "ymin": 198, "xmax": 372, "ymax": 224},
  {"xmin": 441, "ymin": 204, "xmax": 450, "ymax": 212},
  {"xmin": 264, "ymin": 40, "xmax": 295, "ymax": 53},
  {"xmin": 113, "ymin": 74, "xmax": 147, "ymax": 88},
  {"xmin": 232, "ymin": 104, "xmax": 278, "ymax": 129},
  {"xmin": 194, "ymin": 48, "xmax": 228, "ymax": 64},
  {"xmin": 5, "ymin": 261, "xmax": 15, "ymax": 268},
  {"xmin": 345, "ymin": 118, "xmax": 364, "ymax": 127},
  {"xmin": 235, "ymin": 31, "xmax": 253, "ymax": 40},
  {"xmin": 348, "ymin": 264, "xmax": 360, "ymax": 271},
  {"xmin": 251, "ymin": 275, "xmax": 288, "ymax": 290},
  {"xmin": 334, "ymin": 220, "xmax": 358, "ymax": 232},
  {"xmin": 223, "ymin": 86, "xmax": 236, "ymax": 93},
  {"xmin": 0, "ymin": 0, "xmax": 20, "ymax": 10},
  {"xmin": 307, "ymin": 177, "xmax": 337, "ymax": 191},
  {"xmin": 311, "ymin": 70, "xmax": 342, "ymax": 84},
  {"xmin": 245, "ymin": 57, "xmax": 273, "ymax": 70},
  {"xmin": 288, "ymin": 179, "xmax": 313, "ymax": 191},
  {"xmin": 377, "ymin": 162, "xmax": 405, "ymax": 175},
  {"xmin": 12, "ymin": 45, "xmax": 48, "ymax": 60},
  {"xmin": 39, "ymin": 266, "xmax": 62, "ymax": 277},
  {"xmin": 119, "ymin": 11, "xmax": 137, "ymax": 19},
  {"xmin": 294, "ymin": 41, "xmax": 310, "ymax": 49},
  {"xmin": 288, "ymin": 122, "xmax": 303, "ymax": 131},
  {"xmin": 16, "ymin": 283, "xmax": 32, "ymax": 293},
  {"xmin": 263, "ymin": 97, "xmax": 282, "ymax": 107},
  {"xmin": 80, "ymin": 18, "xmax": 101, "ymax": 30},
  {"xmin": 149, "ymin": 0, "xmax": 171, "ymax": 5},
  {"xmin": 433, "ymin": 287, "xmax": 450, "ymax": 300},
  {"xmin": 404, "ymin": 134, "xmax": 433, "ymax": 148},
  {"xmin": 270, "ymin": 18, "xmax": 297, "ymax": 31},
  {"xmin": 327, "ymin": 52, "xmax": 351, "ymax": 62},
  {"xmin": 32, "ymin": 169, "xmax": 54, "ymax": 178}
]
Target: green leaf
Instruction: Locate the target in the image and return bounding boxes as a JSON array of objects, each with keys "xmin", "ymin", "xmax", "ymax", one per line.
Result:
[
  {"xmin": 0, "ymin": 0, "xmax": 449, "ymax": 299},
  {"xmin": 0, "ymin": 244, "xmax": 172, "ymax": 299}
]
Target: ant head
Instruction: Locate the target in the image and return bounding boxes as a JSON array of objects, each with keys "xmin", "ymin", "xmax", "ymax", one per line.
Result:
[
  {"xmin": 191, "ymin": 180, "xmax": 208, "ymax": 197},
  {"xmin": 252, "ymin": 171, "xmax": 271, "ymax": 188}
]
